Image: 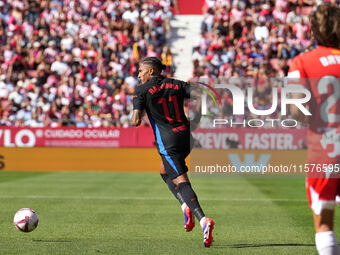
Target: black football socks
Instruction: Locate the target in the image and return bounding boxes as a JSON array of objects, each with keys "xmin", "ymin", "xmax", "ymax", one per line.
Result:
[
  {"xmin": 161, "ymin": 174, "xmax": 185, "ymax": 205},
  {"xmin": 177, "ymin": 182, "xmax": 205, "ymax": 221}
]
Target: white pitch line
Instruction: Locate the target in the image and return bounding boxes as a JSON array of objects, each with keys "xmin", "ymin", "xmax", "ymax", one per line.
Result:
[{"xmin": 0, "ymin": 195, "xmax": 306, "ymax": 202}]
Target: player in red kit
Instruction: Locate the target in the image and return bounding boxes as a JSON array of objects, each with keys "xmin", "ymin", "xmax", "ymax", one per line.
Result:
[{"xmin": 288, "ymin": 4, "xmax": 340, "ymax": 255}]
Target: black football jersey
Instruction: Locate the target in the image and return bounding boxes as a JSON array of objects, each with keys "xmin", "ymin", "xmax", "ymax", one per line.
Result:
[{"xmin": 133, "ymin": 75, "xmax": 191, "ymax": 135}]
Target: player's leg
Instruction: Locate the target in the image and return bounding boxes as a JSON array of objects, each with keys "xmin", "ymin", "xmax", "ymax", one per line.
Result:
[
  {"xmin": 162, "ymin": 156, "xmax": 205, "ymax": 223},
  {"xmin": 307, "ymin": 178, "xmax": 340, "ymax": 255},
  {"xmin": 169, "ymin": 133, "xmax": 206, "ymax": 225},
  {"xmin": 160, "ymin": 162, "xmax": 186, "ymax": 205},
  {"xmin": 171, "ymin": 172, "xmax": 214, "ymax": 247},
  {"xmin": 159, "ymin": 162, "xmax": 195, "ymax": 231},
  {"xmin": 172, "ymin": 173, "xmax": 205, "ymax": 222},
  {"xmin": 313, "ymin": 210, "xmax": 339, "ymax": 255},
  {"xmin": 160, "ymin": 132, "xmax": 214, "ymax": 247}
]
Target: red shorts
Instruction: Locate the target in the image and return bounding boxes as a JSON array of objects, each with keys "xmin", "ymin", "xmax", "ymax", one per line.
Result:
[{"xmin": 306, "ymin": 178, "xmax": 340, "ymax": 215}]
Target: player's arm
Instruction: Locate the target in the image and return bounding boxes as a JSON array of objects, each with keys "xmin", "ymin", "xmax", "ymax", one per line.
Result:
[
  {"xmin": 132, "ymin": 87, "xmax": 146, "ymax": 127},
  {"xmin": 287, "ymin": 57, "xmax": 310, "ymax": 124},
  {"xmin": 132, "ymin": 109, "xmax": 144, "ymax": 127}
]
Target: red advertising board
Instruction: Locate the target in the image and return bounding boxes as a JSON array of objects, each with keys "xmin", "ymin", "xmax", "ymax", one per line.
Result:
[
  {"xmin": 0, "ymin": 127, "xmax": 154, "ymax": 148},
  {"xmin": 192, "ymin": 128, "xmax": 307, "ymax": 150},
  {"xmin": 0, "ymin": 127, "xmax": 307, "ymax": 149}
]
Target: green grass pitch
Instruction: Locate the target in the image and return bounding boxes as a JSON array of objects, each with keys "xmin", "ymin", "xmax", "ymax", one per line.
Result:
[{"xmin": 0, "ymin": 171, "xmax": 333, "ymax": 254}]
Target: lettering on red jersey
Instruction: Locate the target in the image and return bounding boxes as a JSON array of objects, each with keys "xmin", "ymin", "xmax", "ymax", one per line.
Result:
[
  {"xmin": 288, "ymin": 46, "xmax": 340, "ymax": 163},
  {"xmin": 319, "ymin": 55, "xmax": 340, "ymax": 67}
]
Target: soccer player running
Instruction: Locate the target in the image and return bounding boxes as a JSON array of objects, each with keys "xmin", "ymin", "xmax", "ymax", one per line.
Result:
[
  {"xmin": 132, "ymin": 57, "xmax": 214, "ymax": 247},
  {"xmin": 288, "ymin": 4, "xmax": 340, "ymax": 255}
]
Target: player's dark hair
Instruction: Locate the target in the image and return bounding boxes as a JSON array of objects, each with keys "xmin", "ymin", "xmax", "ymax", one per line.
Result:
[
  {"xmin": 141, "ymin": 57, "xmax": 165, "ymax": 74},
  {"xmin": 310, "ymin": 4, "xmax": 340, "ymax": 49}
]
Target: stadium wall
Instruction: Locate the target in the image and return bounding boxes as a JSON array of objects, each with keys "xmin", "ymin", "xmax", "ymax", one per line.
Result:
[
  {"xmin": 191, "ymin": 149, "xmax": 308, "ymax": 175},
  {"xmin": 0, "ymin": 148, "xmax": 307, "ymax": 173},
  {"xmin": 0, "ymin": 148, "xmax": 161, "ymax": 172},
  {"xmin": 177, "ymin": 0, "xmax": 204, "ymax": 14},
  {"xmin": 0, "ymin": 127, "xmax": 306, "ymax": 150}
]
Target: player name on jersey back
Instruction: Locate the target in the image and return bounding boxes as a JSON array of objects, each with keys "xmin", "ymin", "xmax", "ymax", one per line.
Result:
[
  {"xmin": 320, "ymin": 53, "xmax": 340, "ymax": 67},
  {"xmin": 148, "ymin": 83, "xmax": 180, "ymax": 95}
]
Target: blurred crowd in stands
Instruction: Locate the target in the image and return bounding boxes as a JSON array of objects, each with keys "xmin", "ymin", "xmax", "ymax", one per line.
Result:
[
  {"xmin": 192, "ymin": 0, "xmax": 340, "ymax": 128},
  {"xmin": 0, "ymin": 0, "xmax": 175, "ymax": 127},
  {"xmin": 1, "ymin": 0, "xmax": 339, "ymax": 128}
]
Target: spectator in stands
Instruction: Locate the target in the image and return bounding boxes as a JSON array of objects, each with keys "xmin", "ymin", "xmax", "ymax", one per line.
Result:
[
  {"xmin": 0, "ymin": 0, "xmax": 175, "ymax": 127},
  {"xmin": 193, "ymin": 0, "xmax": 340, "ymax": 127}
]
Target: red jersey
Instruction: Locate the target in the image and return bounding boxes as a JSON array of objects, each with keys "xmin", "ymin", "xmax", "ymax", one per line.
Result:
[{"xmin": 288, "ymin": 46, "xmax": 340, "ymax": 164}]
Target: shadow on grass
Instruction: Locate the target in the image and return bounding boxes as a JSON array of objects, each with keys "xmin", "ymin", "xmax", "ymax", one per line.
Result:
[
  {"xmin": 33, "ymin": 239, "xmax": 72, "ymax": 243},
  {"xmin": 32, "ymin": 240, "xmax": 104, "ymax": 253},
  {"xmin": 213, "ymin": 243, "xmax": 314, "ymax": 249}
]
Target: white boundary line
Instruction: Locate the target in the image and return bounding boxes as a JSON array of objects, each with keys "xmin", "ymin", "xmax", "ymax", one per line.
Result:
[{"xmin": 0, "ymin": 195, "xmax": 306, "ymax": 202}]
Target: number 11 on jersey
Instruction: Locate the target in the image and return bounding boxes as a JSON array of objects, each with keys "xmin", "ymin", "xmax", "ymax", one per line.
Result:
[{"xmin": 158, "ymin": 95, "xmax": 182, "ymax": 124}]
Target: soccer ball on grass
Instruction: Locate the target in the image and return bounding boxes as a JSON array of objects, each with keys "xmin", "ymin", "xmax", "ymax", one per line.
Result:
[{"xmin": 13, "ymin": 208, "xmax": 39, "ymax": 232}]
